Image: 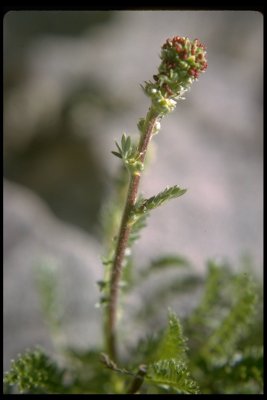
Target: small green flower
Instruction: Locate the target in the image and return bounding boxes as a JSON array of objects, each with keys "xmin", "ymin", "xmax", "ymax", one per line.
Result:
[{"xmin": 144, "ymin": 36, "xmax": 208, "ymax": 113}]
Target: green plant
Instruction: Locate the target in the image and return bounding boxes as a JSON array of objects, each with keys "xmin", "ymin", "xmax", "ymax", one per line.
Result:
[{"xmin": 4, "ymin": 36, "xmax": 263, "ymax": 394}]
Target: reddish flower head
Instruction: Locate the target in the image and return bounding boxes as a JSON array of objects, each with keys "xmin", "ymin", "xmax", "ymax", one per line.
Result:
[{"xmin": 144, "ymin": 36, "xmax": 208, "ymax": 113}]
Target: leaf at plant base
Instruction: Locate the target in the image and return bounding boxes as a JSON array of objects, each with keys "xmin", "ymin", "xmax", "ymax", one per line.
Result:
[
  {"xmin": 200, "ymin": 272, "xmax": 258, "ymax": 363},
  {"xmin": 210, "ymin": 346, "xmax": 263, "ymax": 393},
  {"xmin": 3, "ymin": 348, "xmax": 66, "ymax": 394},
  {"xmin": 146, "ymin": 358, "xmax": 199, "ymax": 394},
  {"xmin": 185, "ymin": 260, "xmax": 231, "ymax": 334},
  {"xmin": 34, "ymin": 261, "xmax": 64, "ymax": 337},
  {"xmin": 153, "ymin": 310, "xmax": 188, "ymax": 362}
]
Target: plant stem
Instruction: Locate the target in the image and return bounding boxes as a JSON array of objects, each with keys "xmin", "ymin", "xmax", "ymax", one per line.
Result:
[
  {"xmin": 106, "ymin": 107, "xmax": 160, "ymax": 361},
  {"xmin": 127, "ymin": 365, "xmax": 147, "ymax": 394}
]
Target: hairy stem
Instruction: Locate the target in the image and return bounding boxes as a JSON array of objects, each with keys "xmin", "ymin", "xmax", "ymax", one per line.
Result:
[{"xmin": 106, "ymin": 107, "xmax": 160, "ymax": 361}]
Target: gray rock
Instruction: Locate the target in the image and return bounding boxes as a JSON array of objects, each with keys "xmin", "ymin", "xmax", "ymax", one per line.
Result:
[{"xmin": 4, "ymin": 180, "xmax": 103, "ymax": 371}]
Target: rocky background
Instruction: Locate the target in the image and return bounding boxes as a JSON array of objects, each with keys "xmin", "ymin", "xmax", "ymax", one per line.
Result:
[{"xmin": 4, "ymin": 11, "xmax": 263, "ymax": 370}]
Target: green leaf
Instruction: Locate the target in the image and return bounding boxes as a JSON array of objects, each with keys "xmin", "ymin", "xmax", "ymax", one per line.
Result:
[
  {"xmin": 143, "ymin": 312, "xmax": 199, "ymax": 393},
  {"xmin": 121, "ymin": 133, "xmax": 127, "ymax": 150},
  {"xmin": 185, "ymin": 260, "xmax": 231, "ymax": 334},
  {"xmin": 125, "ymin": 135, "xmax": 131, "ymax": 153},
  {"xmin": 149, "ymin": 255, "xmax": 191, "ymax": 269},
  {"xmin": 146, "ymin": 359, "xmax": 199, "ymax": 394},
  {"xmin": 215, "ymin": 346, "xmax": 263, "ymax": 389},
  {"xmin": 128, "ymin": 212, "xmax": 148, "ymax": 246},
  {"xmin": 193, "ymin": 345, "xmax": 263, "ymax": 394},
  {"xmin": 137, "ymin": 118, "xmax": 146, "ymax": 133},
  {"xmin": 134, "ymin": 185, "xmax": 186, "ymax": 215},
  {"xmin": 96, "ymin": 280, "xmax": 108, "ymax": 291},
  {"xmin": 121, "ymin": 133, "xmax": 132, "ymax": 157},
  {"xmin": 111, "ymin": 151, "xmax": 122, "ymax": 159},
  {"xmin": 112, "ymin": 134, "xmax": 142, "ymax": 175},
  {"xmin": 34, "ymin": 262, "xmax": 63, "ymax": 335},
  {"xmin": 154, "ymin": 310, "xmax": 188, "ymax": 362},
  {"xmin": 183, "ymin": 261, "xmax": 263, "ymax": 394},
  {"xmin": 138, "ymin": 254, "xmax": 191, "ymax": 281},
  {"xmin": 4, "ymin": 348, "xmax": 66, "ymax": 394},
  {"xmin": 115, "ymin": 141, "xmax": 122, "ymax": 154},
  {"xmin": 200, "ymin": 272, "xmax": 258, "ymax": 362}
]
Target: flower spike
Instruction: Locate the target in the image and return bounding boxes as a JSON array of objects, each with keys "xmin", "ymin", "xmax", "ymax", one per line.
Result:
[{"xmin": 144, "ymin": 36, "xmax": 208, "ymax": 114}]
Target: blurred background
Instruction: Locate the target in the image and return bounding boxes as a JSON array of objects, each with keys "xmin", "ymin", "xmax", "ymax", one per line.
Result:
[{"xmin": 4, "ymin": 11, "xmax": 263, "ymax": 370}]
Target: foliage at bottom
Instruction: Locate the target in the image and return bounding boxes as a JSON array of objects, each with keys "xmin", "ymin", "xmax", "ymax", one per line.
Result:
[{"xmin": 4, "ymin": 258, "xmax": 263, "ymax": 394}]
